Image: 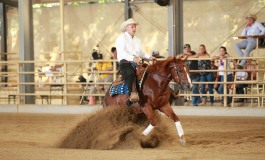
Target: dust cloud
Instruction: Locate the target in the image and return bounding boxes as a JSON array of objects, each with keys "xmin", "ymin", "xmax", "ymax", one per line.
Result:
[{"xmin": 59, "ymin": 106, "xmax": 178, "ymax": 149}]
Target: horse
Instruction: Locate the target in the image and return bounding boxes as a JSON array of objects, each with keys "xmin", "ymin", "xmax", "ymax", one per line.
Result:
[{"xmin": 103, "ymin": 55, "xmax": 191, "ymax": 144}]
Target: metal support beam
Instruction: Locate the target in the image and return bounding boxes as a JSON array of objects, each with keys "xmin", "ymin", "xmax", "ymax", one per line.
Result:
[
  {"xmin": 168, "ymin": 0, "xmax": 183, "ymax": 56},
  {"xmin": 124, "ymin": 0, "xmax": 132, "ymax": 20},
  {"xmin": 0, "ymin": 2, "xmax": 7, "ymax": 86},
  {"xmin": 0, "ymin": 0, "xmax": 18, "ymax": 7},
  {"xmin": 168, "ymin": 0, "xmax": 183, "ymax": 105},
  {"xmin": 60, "ymin": 0, "xmax": 66, "ymax": 105},
  {"xmin": 18, "ymin": 0, "xmax": 35, "ymax": 104},
  {"xmin": 0, "ymin": 3, "xmax": 7, "ymax": 53}
]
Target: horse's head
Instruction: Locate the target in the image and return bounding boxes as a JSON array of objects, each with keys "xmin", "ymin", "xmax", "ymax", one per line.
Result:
[{"xmin": 169, "ymin": 54, "xmax": 192, "ymax": 91}]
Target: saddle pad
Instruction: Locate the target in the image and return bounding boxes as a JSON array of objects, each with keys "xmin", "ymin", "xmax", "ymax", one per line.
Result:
[{"xmin": 109, "ymin": 83, "xmax": 129, "ymax": 96}]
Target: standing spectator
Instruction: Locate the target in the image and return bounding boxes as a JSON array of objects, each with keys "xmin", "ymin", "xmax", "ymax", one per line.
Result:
[
  {"xmin": 213, "ymin": 46, "xmax": 233, "ymax": 105},
  {"xmin": 110, "ymin": 47, "xmax": 119, "ymax": 71},
  {"xmin": 234, "ymin": 14, "xmax": 265, "ymax": 68},
  {"xmin": 152, "ymin": 50, "xmax": 165, "ymax": 59},
  {"xmin": 197, "ymin": 44, "xmax": 215, "ymax": 106},
  {"xmin": 211, "ymin": 60, "xmax": 219, "ymax": 94},
  {"xmin": 183, "ymin": 44, "xmax": 201, "ymax": 106}
]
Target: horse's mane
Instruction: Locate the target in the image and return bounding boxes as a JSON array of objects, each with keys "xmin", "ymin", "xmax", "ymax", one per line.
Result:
[{"xmin": 147, "ymin": 56, "xmax": 176, "ymax": 73}]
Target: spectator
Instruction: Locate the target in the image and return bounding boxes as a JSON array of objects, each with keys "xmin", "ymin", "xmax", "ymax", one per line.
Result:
[
  {"xmin": 183, "ymin": 44, "xmax": 201, "ymax": 106},
  {"xmin": 110, "ymin": 47, "xmax": 119, "ymax": 71},
  {"xmin": 211, "ymin": 60, "xmax": 219, "ymax": 94},
  {"xmin": 234, "ymin": 14, "xmax": 265, "ymax": 68},
  {"xmin": 95, "ymin": 54, "xmax": 113, "ymax": 93},
  {"xmin": 152, "ymin": 50, "xmax": 165, "ymax": 59},
  {"xmin": 213, "ymin": 46, "xmax": 233, "ymax": 105},
  {"xmin": 244, "ymin": 59, "xmax": 257, "ymax": 80},
  {"xmin": 234, "ymin": 65, "xmax": 248, "ymax": 102},
  {"xmin": 111, "ymin": 47, "xmax": 117, "ymax": 59},
  {"xmin": 197, "ymin": 44, "xmax": 215, "ymax": 106}
]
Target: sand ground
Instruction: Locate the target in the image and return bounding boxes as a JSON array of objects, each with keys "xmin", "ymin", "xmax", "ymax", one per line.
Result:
[{"xmin": 0, "ymin": 111, "xmax": 265, "ymax": 160}]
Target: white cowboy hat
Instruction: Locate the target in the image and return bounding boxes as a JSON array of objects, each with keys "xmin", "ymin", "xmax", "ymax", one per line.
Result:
[
  {"xmin": 245, "ymin": 14, "xmax": 257, "ymax": 21},
  {"xmin": 120, "ymin": 18, "xmax": 139, "ymax": 32}
]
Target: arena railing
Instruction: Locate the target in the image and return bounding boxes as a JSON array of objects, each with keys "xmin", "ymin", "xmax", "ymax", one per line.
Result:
[{"xmin": 0, "ymin": 55, "xmax": 264, "ymax": 107}]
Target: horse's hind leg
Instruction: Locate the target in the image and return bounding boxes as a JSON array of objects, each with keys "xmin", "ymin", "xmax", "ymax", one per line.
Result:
[{"xmin": 159, "ymin": 103, "xmax": 185, "ymax": 144}]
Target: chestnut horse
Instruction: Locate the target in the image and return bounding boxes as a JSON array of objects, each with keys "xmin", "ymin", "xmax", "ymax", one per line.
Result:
[{"xmin": 103, "ymin": 55, "xmax": 191, "ymax": 144}]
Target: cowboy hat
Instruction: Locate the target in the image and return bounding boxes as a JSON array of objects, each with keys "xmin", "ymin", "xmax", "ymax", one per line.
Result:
[
  {"xmin": 245, "ymin": 14, "xmax": 257, "ymax": 21},
  {"xmin": 120, "ymin": 18, "xmax": 139, "ymax": 32},
  {"xmin": 183, "ymin": 44, "xmax": 191, "ymax": 49},
  {"xmin": 152, "ymin": 50, "xmax": 159, "ymax": 56}
]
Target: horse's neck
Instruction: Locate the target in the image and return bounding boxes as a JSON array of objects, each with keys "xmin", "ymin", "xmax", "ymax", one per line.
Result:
[{"xmin": 148, "ymin": 63, "xmax": 172, "ymax": 87}]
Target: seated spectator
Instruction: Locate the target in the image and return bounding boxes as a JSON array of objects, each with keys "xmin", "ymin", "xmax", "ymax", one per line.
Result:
[
  {"xmin": 95, "ymin": 54, "xmax": 113, "ymax": 93},
  {"xmin": 244, "ymin": 59, "xmax": 257, "ymax": 80},
  {"xmin": 231, "ymin": 65, "xmax": 248, "ymax": 102},
  {"xmin": 92, "ymin": 51, "xmax": 113, "ymax": 92},
  {"xmin": 213, "ymin": 46, "xmax": 233, "ymax": 105},
  {"xmin": 234, "ymin": 14, "xmax": 265, "ymax": 68},
  {"xmin": 197, "ymin": 44, "xmax": 215, "ymax": 106}
]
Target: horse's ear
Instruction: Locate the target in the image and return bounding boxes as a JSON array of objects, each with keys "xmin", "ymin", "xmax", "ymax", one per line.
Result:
[
  {"xmin": 167, "ymin": 56, "xmax": 174, "ymax": 61},
  {"xmin": 182, "ymin": 55, "xmax": 188, "ymax": 61},
  {"xmin": 175, "ymin": 54, "xmax": 181, "ymax": 59}
]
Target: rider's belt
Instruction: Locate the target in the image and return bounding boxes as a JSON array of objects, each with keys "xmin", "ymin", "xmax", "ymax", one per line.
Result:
[{"xmin": 120, "ymin": 59, "xmax": 131, "ymax": 64}]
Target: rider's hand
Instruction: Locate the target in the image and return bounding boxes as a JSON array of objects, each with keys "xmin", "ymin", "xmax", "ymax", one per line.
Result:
[
  {"xmin": 133, "ymin": 57, "xmax": 141, "ymax": 64},
  {"xmin": 149, "ymin": 56, "xmax": 156, "ymax": 61}
]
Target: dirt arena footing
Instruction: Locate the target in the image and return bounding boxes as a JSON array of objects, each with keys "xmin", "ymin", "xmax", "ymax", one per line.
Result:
[{"xmin": 0, "ymin": 104, "xmax": 265, "ymax": 117}]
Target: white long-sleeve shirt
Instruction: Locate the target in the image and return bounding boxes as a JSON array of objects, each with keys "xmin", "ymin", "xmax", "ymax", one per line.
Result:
[
  {"xmin": 241, "ymin": 21, "xmax": 265, "ymax": 36},
  {"xmin": 115, "ymin": 32, "xmax": 150, "ymax": 62}
]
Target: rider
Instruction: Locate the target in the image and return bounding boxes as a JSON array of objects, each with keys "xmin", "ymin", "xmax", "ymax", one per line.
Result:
[{"xmin": 115, "ymin": 18, "xmax": 156, "ymax": 105}]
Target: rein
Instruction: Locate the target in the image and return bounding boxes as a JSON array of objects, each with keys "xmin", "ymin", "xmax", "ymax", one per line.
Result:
[
  {"xmin": 139, "ymin": 66, "xmax": 149, "ymax": 90},
  {"xmin": 146, "ymin": 58, "xmax": 184, "ymax": 81}
]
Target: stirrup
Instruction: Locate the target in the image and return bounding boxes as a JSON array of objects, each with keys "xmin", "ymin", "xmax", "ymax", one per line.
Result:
[{"xmin": 129, "ymin": 92, "xmax": 139, "ymax": 102}]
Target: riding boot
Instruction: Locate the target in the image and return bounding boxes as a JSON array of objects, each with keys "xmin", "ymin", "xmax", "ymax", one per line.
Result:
[
  {"xmin": 129, "ymin": 92, "xmax": 139, "ymax": 102},
  {"xmin": 129, "ymin": 78, "xmax": 139, "ymax": 102}
]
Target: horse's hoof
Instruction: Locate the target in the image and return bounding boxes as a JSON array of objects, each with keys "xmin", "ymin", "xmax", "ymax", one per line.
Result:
[
  {"xmin": 140, "ymin": 135, "xmax": 159, "ymax": 148},
  {"xmin": 179, "ymin": 137, "xmax": 186, "ymax": 145}
]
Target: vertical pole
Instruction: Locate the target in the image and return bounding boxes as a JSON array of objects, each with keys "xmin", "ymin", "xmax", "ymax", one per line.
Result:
[
  {"xmin": 60, "ymin": 0, "xmax": 66, "ymax": 105},
  {"xmin": 223, "ymin": 59, "xmax": 227, "ymax": 107},
  {"xmin": 18, "ymin": 0, "xmax": 35, "ymax": 104},
  {"xmin": 125, "ymin": 0, "xmax": 132, "ymax": 20},
  {"xmin": 168, "ymin": 0, "xmax": 183, "ymax": 56},
  {"xmin": 0, "ymin": 3, "xmax": 7, "ymax": 86},
  {"xmin": 168, "ymin": 0, "xmax": 183, "ymax": 105}
]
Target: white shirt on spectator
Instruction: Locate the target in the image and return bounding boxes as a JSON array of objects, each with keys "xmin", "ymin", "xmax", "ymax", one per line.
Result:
[
  {"xmin": 236, "ymin": 71, "xmax": 248, "ymax": 81},
  {"xmin": 241, "ymin": 21, "xmax": 265, "ymax": 36},
  {"xmin": 213, "ymin": 52, "xmax": 233, "ymax": 76},
  {"xmin": 115, "ymin": 32, "xmax": 150, "ymax": 62}
]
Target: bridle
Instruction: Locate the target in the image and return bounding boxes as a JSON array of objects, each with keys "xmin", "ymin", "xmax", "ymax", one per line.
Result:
[
  {"xmin": 171, "ymin": 63, "xmax": 187, "ymax": 85},
  {"xmin": 170, "ymin": 57, "xmax": 191, "ymax": 89}
]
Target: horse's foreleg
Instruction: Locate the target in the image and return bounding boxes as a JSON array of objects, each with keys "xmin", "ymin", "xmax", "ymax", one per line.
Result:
[
  {"xmin": 159, "ymin": 103, "xmax": 185, "ymax": 144},
  {"xmin": 141, "ymin": 105, "xmax": 156, "ymax": 136},
  {"xmin": 142, "ymin": 124, "xmax": 155, "ymax": 136}
]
